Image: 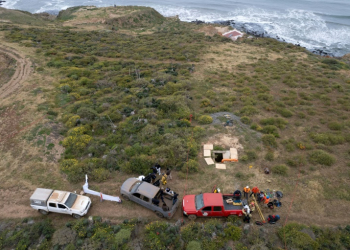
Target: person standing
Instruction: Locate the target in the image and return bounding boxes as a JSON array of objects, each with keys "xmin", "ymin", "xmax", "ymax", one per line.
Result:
[
  {"xmin": 263, "ymin": 196, "xmax": 271, "ymax": 208},
  {"xmin": 242, "ymin": 207, "xmax": 251, "ymax": 223},
  {"xmin": 166, "ymin": 168, "xmax": 172, "ymax": 180},
  {"xmin": 258, "ymin": 192, "xmax": 265, "ymax": 203},
  {"xmin": 250, "ymin": 186, "xmax": 260, "ymax": 199},
  {"xmin": 162, "ymin": 203, "xmax": 169, "ymax": 211},
  {"xmin": 150, "ymin": 166, "xmax": 157, "ymax": 175},
  {"xmin": 243, "ymin": 186, "xmax": 251, "ymax": 200},
  {"xmin": 249, "ymin": 201, "xmax": 256, "ymax": 213},
  {"xmin": 173, "ymin": 193, "xmax": 178, "ymax": 205},
  {"xmin": 155, "ymin": 163, "xmax": 161, "ymax": 175},
  {"xmin": 161, "ymin": 173, "xmax": 167, "ymax": 185}
]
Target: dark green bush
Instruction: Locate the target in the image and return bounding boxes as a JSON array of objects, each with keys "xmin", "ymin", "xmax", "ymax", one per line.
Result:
[{"xmin": 261, "ymin": 125, "xmax": 280, "ymax": 137}]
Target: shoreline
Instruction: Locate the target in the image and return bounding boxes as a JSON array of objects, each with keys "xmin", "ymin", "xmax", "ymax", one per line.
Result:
[{"xmin": 2, "ymin": 5, "xmax": 350, "ymax": 58}]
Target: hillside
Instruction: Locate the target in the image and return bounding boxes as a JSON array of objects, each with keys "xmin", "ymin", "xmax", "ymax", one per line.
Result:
[{"xmin": 0, "ymin": 5, "xmax": 350, "ymax": 250}]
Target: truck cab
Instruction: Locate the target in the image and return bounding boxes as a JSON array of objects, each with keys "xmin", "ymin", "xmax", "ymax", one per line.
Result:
[
  {"xmin": 182, "ymin": 193, "xmax": 243, "ymax": 220},
  {"xmin": 30, "ymin": 188, "xmax": 91, "ymax": 219}
]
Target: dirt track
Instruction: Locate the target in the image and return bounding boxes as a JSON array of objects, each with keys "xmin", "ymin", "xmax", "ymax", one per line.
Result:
[{"xmin": 0, "ymin": 44, "xmax": 32, "ymax": 102}]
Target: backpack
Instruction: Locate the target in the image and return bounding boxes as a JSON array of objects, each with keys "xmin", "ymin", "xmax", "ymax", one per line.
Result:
[
  {"xmin": 276, "ymin": 191, "xmax": 283, "ymax": 198},
  {"xmin": 273, "ymin": 199, "xmax": 282, "ymax": 207}
]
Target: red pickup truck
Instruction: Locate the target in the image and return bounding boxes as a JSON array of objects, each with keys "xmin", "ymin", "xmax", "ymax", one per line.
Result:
[{"xmin": 182, "ymin": 193, "xmax": 243, "ymax": 220}]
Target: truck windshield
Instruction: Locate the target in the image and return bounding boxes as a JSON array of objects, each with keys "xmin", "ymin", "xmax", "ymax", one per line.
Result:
[
  {"xmin": 195, "ymin": 194, "xmax": 204, "ymax": 210},
  {"xmin": 64, "ymin": 193, "xmax": 78, "ymax": 208},
  {"xmin": 130, "ymin": 182, "xmax": 141, "ymax": 193}
]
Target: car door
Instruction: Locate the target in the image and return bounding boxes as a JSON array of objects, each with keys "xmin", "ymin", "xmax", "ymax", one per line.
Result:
[
  {"xmin": 211, "ymin": 206, "xmax": 224, "ymax": 217},
  {"xmin": 57, "ymin": 203, "xmax": 71, "ymax": 215},
  {"xmin": 200, "ymin": 206, "xmax": 212, "ymax": 217},
  {"xmin": 131, "ymin": 193, "xmax": 151, "ymax": 208}
]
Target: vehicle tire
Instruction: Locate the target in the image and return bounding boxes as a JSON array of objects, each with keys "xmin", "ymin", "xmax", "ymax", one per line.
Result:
[
  {"xmin": 39, "ymin": 209, "xmax": 48, "ymax": 215},
  {"xmin": 188, "ymin": 215, "xmax": 196, "ymax": 220},
  {"xmin": 155, "ymin": 211, "xmax": 164, "ymax": 218},
  {"xmin": 121, "ymin": 194, "xmax": 130, "ymax": 201},
  {"xmin": 73, "ymin": 214, "xmax": 81, "ymax": 219}
]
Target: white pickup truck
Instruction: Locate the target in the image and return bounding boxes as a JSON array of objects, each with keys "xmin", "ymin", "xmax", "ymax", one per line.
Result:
[{"xmin": 30, "ymin": 188, "xmax": 91, "ymax": 219}]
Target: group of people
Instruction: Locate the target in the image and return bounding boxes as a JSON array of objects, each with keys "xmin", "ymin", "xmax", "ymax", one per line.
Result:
[
  {"xmin": 243, "ymin": 186, "xmax": 276, "ymax": 208},
  {"xmin": 149, "ymin": 163, "xmax": 177, "ymax": 211},
  {"xmin": 150, "ymin": 163, "xmax": 172, "ymax": 186},
  {"xmin": 241, "ymin": 185, "xmax": 280, "ymax": 224},
  {"xmin": 151, "ymin": 187, "xmax": 179, "ymax": 211}
]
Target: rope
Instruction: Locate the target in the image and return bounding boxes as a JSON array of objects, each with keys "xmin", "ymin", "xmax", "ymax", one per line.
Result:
[{"xmin": 282, "ymin": 149, "xmax": 304, "ymax": 250}]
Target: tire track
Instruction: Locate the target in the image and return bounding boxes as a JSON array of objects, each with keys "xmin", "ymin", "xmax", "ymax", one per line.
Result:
[{"xmin": 0, "ymin": 45, "xmax": 33, "ymax": 102}]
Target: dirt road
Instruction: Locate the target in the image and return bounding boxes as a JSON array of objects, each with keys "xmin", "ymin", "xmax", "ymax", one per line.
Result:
[{"xmin": 0, "ymin": 44, "xmax": 32, "ymax": 102}]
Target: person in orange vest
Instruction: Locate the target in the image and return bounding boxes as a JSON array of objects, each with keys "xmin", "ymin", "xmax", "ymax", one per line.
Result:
[
  {"xmin": 262, "ymin": 195, "xmax": 270, "ymax": 208},
  {"xmin": 250, "ymin": 186, "xmax": 260, "ymax": 199},
  {"xmin": 243, "ymin": 186, "xmax": 251, "ymax": 200}
]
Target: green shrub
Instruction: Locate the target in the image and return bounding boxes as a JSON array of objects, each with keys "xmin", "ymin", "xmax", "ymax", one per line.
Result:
[
  {"xmin": 240, "ymin": 106, "xmax": 259, "ymax": 116},
  {"xmin": 261, "ymin": 125, "xmax": 279, "ymax": 137},
  {"xmin": 286, "ymin": 155, "xmax": 306, "ymax": 167},
  {"xmin": 198, "ymin": 115, "xmax": 213, "ymax": 124},
  {"xmin": 121, "ymin": 154, "xmax": 154, "ymax": 174},
  {"xmin": 328, "ymin": 122, "xmax": 343, "ymax": 131},
  {"xmin": 115, "ymin": 229, "xmax": 131, "ymax": 246},
  {"xmin": 278, "ymin": 223, "xmax": 319, "ymax": 250},
  {"xmin": 240, "ymin": 116, "xmax": 251, "ymax": 125},
  {"xmin": 265, "ymin": 151, "xmax": 274, "ymax": 161},
  {"xmin": 187, "ymin": 241, "xmax": 202, "ymax": 250},
  {"xmin": 91, "ymin": 167, "xmax": 110, "ymax": 182},
  {"xmin": 276, "ymin": 107, "xmax": 293, "ymax": 118},
  {"xmin": 307, "ymin": 150, "xmax": 335, "ymax": 166},
  {"xmin": 260, "ymin": 117, "xmax": 288, "ymax": 129},
  {"xmin": 182, "ymin": 159, "xmax": 199, "ymax": 173},
  {"xmin": 224, "ymin": 224, "xmax": 241, "ymax": 241},
  {"xmin": 241, "ymin": 150, "xmax": 257, "ymax": 162},
  {"xmin": 272, "ymin": 165, "xmax": 288, "ymax": 176},
  {"xmin": 77, "ymin": 107, "xmax": 98, "ymax": 120},
  {"xmin": 310, "ymin": 133, "xmax": 345, "ymax": 145},
  {"xmin": 262, "ymin": 134, "xmax": 277, "ymax": 148}
]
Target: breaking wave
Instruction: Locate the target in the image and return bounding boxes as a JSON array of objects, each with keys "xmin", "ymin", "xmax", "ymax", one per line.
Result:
[{"xmin": 2, "ymin": 0, "xmax": 350, "ymax": 56}]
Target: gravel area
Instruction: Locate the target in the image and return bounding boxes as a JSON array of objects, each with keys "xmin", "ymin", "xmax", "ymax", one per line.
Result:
[{"xmin": 209, "ymin": 112, "xmax": 262, "ymax": 138}]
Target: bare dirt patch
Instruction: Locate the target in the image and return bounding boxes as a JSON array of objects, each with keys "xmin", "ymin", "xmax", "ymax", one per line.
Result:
[{"xmin": 0, "ymin": 44, "xmax": 33, "ymax": 101}]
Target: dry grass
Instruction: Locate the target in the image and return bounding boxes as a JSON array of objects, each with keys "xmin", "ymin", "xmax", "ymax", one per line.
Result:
[{"xmin": 0, "ymin": 8, "xmax": 350, "ymax": 229}]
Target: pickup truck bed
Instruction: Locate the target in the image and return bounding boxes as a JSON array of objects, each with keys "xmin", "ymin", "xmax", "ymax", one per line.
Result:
[
  {"xmin": 223, "ymin": 202, "xmax": 242, "ymax": 211},
  {"xmin": 222, "ymin": 195, "xmax": 242, "ymax": 210}
]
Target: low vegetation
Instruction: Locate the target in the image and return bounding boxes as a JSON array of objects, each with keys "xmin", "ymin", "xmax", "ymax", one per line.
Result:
[{"xmin": 1, "ymin": 4, "xmax": 350, "ymax": 250}]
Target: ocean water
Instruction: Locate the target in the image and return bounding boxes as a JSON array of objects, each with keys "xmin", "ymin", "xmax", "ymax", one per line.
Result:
[{"xmin": 2, "ymin": 0, "xmax": 350, "ymax": 56}]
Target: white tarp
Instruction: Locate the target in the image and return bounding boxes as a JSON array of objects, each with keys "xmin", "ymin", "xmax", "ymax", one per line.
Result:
[{"xmin": 83, "ymin": 175, "xmax": 121, "ymax": 203}]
